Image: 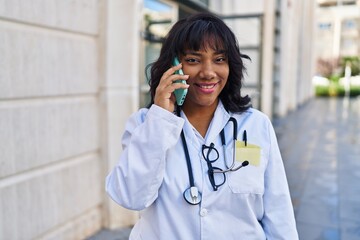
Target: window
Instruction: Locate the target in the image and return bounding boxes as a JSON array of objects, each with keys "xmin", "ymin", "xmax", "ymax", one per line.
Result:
[
  {"xmin": 318, "ymin": 22, "xmax": 332, "ymax": 30},
  {"xmin": 343, "ymin": 19, "xmax": 357, "ymax": 29},
  {"xmin": 140, "ymin": 0, "xmax": 177, "ymax": 107}
]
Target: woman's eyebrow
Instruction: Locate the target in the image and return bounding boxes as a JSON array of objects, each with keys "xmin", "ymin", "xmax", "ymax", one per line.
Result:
[
  {"xmin": 214, "ymin": 50, "xmax": 226, "ymax": 54},
  {"xmin": 184, "ymin": 49, "xmax": 226, "ymax": 56},
  {"xmin": 184, "ymin": 51, "xmax": 202, "ymax": 56}
]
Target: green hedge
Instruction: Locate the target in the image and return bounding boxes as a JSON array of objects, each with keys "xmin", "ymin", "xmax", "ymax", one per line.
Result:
[{"xmin": 315, "ymin": 83, "xmax": 360, "ymax": 97}]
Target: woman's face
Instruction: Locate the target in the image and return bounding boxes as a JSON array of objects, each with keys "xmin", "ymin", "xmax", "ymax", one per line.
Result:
[{"xmin": 181, "ymin": 45, "xmax": 229, "ymax": 111}]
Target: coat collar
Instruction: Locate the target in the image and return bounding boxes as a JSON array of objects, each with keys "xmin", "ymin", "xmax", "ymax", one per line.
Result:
[
  {"xmin": 180, "ymin": 101, "xmax": 253, "ymax": 145},
  {"xmin": 207, "ymin": 102, "xmax": 253, "ymax": 144}
]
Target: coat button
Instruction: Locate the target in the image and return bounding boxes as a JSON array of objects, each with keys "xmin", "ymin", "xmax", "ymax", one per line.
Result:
[{"xmin": 200, "ymin": 208, "xmax": 208, "ymax": 217}]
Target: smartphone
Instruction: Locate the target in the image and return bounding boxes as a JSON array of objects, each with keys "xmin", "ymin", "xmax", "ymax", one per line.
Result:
[{"xmin": 172, "ymin": 57, "xmax": 188, "ymax": 106}]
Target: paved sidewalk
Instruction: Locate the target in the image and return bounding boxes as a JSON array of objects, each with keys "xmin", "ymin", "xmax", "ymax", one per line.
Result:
[
  {"xmin": 274, "ymin": 97, "xmax": 360, "ymax": 240},
  {"xmin": 87, "ymin": 227, "xmax": 132, "ymax": 240},
  {"xmin": 90, "ymin": 97, "xmax": 360, "ymax": 240}
]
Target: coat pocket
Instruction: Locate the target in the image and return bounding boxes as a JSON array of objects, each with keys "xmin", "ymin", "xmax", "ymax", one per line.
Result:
[{"xmin": 227, "ymin": 153, "xmax": 266, "ymax": 194}]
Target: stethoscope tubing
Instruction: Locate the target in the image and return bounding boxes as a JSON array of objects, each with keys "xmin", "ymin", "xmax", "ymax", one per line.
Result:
[
  {"xmin": 180, "ymin": 130, "xmax": 195, "ymax": 188},
  {"xmin": 212, "ymin": 117, "xmax": 241, "ymax": 173},
  {"xmin": 177, "ymin": 106, "xmax": 248, "ymax": 204}
]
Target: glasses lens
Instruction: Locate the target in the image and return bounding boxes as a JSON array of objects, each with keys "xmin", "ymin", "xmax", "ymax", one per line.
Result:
[
  {"xmin": 208, "ymin": 167, "xmax": 226, "ymax": 191},
  {"xmin": 202, "ymin": 144, "xmax": 219, "ymax": 163}
]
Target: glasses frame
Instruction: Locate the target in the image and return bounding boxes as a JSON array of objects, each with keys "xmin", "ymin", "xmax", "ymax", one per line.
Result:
[
  {"xmin": 202, "ymin": 143, "xmax": 226, "ymax": 191},
  {"xmin": 202, "ymin": 141, "xmax": 249, "ymax": 191}
]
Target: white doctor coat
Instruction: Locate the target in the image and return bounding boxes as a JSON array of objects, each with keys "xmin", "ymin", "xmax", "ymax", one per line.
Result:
[{"xmin": 106, "ymin": 101, "xmax": 299, "ymax": 240}]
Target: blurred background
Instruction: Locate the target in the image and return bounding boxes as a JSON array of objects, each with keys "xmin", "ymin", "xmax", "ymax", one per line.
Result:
[{"xmin": 0, "ymin": 0, "xmax": 359, "ymax": 239}]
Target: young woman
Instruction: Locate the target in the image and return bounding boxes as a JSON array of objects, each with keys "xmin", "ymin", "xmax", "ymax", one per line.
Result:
[{"xmin": 106, "ymin": 13, "xmax": 298, "ymax": 239}]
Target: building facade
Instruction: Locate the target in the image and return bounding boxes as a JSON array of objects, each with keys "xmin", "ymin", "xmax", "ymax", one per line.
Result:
[
  {"xmin": 315, "ymin": 0, "xmax": 360, "ymax": 61},
  {"xmin": 0, "ymin": 0, "xmax": 315, "ymax": 239}
]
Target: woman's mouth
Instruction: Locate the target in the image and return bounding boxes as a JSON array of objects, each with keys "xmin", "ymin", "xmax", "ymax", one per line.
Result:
[{"xmin": 195, "ymin": 83, "xmax": 218, "ymax": 93}]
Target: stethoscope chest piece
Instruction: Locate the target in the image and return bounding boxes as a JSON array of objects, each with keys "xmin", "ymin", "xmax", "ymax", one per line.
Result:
[{"xmin": 183, "ymin": 186, "xmax": 202, "ymax": 205}]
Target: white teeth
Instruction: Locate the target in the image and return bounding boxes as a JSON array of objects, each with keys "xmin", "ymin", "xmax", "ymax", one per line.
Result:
[{"xmin": 200, "ymin": 84, "xmax": 215, "ymax": 89}]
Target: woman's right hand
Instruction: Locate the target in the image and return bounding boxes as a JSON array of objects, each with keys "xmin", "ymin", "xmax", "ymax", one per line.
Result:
[{"xmin": 154, "ymin": 63, "xmax": 189, "ymax": 113}]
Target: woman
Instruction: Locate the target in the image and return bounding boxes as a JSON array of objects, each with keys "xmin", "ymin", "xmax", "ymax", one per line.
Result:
[{"xmin": 106, "ymin": 12, "xmax": 298, "ymax": 239}]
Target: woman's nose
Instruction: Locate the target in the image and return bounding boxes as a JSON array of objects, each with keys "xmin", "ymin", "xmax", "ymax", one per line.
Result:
[{"xmin": 199, "ymin": 62, "xmax": 216, "ymax": 80}]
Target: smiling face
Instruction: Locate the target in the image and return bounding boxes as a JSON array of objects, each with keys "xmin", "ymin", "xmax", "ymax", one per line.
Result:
[{"xmin": 180, "ymin": 44, "xmax": 229, "ymax": 113}]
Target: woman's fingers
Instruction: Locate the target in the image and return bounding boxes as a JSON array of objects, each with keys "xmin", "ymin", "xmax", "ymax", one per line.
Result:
[
  {"xmin": 154, "ymin": 64, "xmax": 189, "ymax": 112},
  {"xmin": 161, "ymin": 63, "xmax": 183, "ymax": 81},
  {"xmin": 160, "ymin": 64, "xmax": 188, "ymax": 86}
]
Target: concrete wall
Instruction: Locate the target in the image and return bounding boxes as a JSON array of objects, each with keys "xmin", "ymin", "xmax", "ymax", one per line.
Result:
[
  {"xmin": 0, "ymin": 0, "xmax": 141, "ymax": 238},
  {"xmin": 0, "ymin": 1, "xmax": 102, "ymax": 239},
  {"xmin": 99, "ymin": 0, "xmax": 141, "ymax": 230},
  {"xmin": 276, "ymin": 0, "xmax": 316, "ymax": 117},
  {"xmin": 298, "ymin": 0, "xmax": 317, "ymax": 106}
]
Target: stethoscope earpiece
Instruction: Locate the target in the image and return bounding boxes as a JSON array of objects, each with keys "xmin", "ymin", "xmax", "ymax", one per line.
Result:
[{"xmin": 183, "ymin": 186, "xmax": 202, "ymax": 205}]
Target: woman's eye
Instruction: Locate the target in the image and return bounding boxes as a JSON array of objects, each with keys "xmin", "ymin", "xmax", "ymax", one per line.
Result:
[
  {"xmin": 216, "ymin": 57, "xmax": 227, "ymax": 62},
  {"xmin": 185, "ymin": 58, "xmax": 198, "ymax": 63}
]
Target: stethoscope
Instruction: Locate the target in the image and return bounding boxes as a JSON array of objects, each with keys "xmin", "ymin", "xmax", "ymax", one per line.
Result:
[{"xmin": 177, "ymin": 109, "xmax": 249, "ymax": 205}]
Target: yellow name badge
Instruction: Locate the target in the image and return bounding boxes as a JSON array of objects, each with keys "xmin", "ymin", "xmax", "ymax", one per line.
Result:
[{"xmin": 235, "ymin": 141, "xmax": 261, "ymax": 166}]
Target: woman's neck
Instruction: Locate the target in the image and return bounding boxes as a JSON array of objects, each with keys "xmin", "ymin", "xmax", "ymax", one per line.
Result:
[{"xmin": 182, "ymin": 101, "xmax": 218, "ymax": 138}]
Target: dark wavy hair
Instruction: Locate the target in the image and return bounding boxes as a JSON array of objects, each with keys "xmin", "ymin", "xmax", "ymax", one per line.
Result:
[{"xmin": 147, "ymin": 12, "xmax": 251, "ymax": 113}]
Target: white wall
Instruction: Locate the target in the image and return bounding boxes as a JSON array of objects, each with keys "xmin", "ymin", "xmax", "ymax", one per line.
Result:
[
  {"xmin": 100, "ymin": 0, "xmax": 142, "ymax": 229},
  {"xmin": 0, "ymin": 1, "xmax": 102, "ymax": 239},
  {"xmin": 0, "ymin": 0, "xmax": 141, "ymax": 238},
  {"xmin": 298, "ymin": 0, "xmax": 317, "ymax": 104},
  {"xmin": 210, "ymin": 0, "xmax": 264, "ymax": 14},
  {"xmin": 278, "ymin": 0, "xmax": 316, "ymax": 117}
]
